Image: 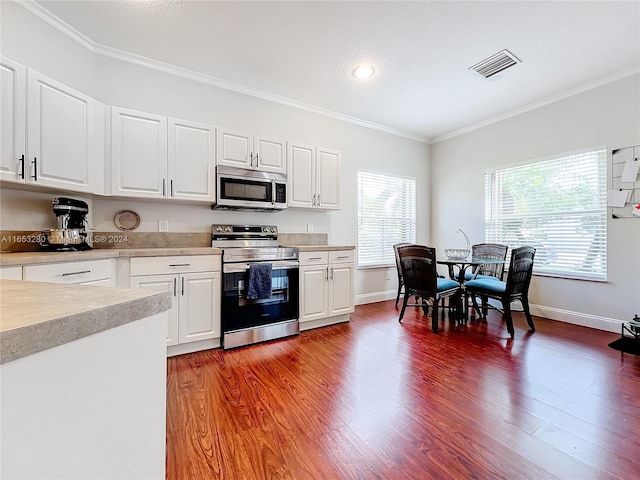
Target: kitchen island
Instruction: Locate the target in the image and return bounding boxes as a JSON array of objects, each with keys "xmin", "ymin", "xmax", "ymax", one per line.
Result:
[{"xmin": 0, "ymin": 279, "xmax": 171, "ymax": 479}]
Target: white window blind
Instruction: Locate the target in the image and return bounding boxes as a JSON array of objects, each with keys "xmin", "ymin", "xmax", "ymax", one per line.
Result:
[
  {"xmin": 358, "ymin": 171, "xmax": 416, "ymax": 268},
  {"xmin": 485, "ymin": 148, "xmax": 607, "ymax": 281}
]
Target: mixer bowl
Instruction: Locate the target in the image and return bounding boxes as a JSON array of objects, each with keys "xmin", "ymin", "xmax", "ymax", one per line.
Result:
[{"xmin": 42, "ymin": 229, "xmax": 85, "ymax": 245}]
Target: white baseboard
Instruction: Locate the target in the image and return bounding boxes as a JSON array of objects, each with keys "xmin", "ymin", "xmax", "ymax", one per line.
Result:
[
  {"xmin": 355, "ymin": 292, "xmax": 626, "ymax": 333},
  {"xmin": 530, "ymin": 304, "xmax": 623, "ymax": 333},
  {"xmin": 355, "ymin": 290, "xmax": 397, "ymax": 305}
]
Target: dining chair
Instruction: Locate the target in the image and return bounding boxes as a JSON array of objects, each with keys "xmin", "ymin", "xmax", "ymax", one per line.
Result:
[
  {"xmin": 464, "ymin": 246, "xmax": 536, "ymax": 338},
  {"xmin": 397, "ymin": 244, "xmax": 461, "ymax": 333},
  {"xmin": 393, "ymin": 242, "xmax": 411, "ymax": 307},
  {"xmin": 465, "ymin": 243, "xmax": 509, "ymax": 315},
  {"xmin": 465, "ymin": 243, "xmax": 509, "ymax": 281}
]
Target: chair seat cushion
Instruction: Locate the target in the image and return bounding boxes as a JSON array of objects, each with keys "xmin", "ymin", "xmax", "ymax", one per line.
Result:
[
  {"xmin": 437, "ymin": 278, "xmax": 460, "ymax": 292},
  {"xmin": 464, "ymin": 272, "xmax": 499, "ymax": 281},
  {"xmin": 465, "ymin": 278, "xmax": 506, "ymax": 294}
]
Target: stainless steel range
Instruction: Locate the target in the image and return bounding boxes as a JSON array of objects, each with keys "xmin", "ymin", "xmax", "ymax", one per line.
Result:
[{"xmin": 212, "ymin": 224, "xmax": 299, "ymax": 349}]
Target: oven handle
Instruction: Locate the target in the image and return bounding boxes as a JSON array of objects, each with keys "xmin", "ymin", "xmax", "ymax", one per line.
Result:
[{"xmin": 223, "ymin": 261, "xmax": 299, "ymax": 273}]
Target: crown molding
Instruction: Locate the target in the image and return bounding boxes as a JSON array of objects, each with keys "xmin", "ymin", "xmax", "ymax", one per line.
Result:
[
  {"xmin": 431, "ymin": 66, "xmax": 640, "ymax": 144},
  {"xmin": 17, "ymin": 0, "xmax": 429, "ymax": 144}
]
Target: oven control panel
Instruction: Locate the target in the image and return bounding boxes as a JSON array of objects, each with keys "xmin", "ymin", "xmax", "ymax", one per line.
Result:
[{"xmin": 212, "ymin": 224, "xmax": 277, "ymax": 235}]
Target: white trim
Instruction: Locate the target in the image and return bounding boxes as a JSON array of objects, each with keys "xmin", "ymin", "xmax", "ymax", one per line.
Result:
[
  {"xmin": 432, "ymin": 66, "xmax": 640, "ymax": 144},
  {"xmin": 355, "ymin": 291, "xmax": 397, "ymax": 305},
  {"xmin": 17, "ymin": 0, "xmax": 428, "ymax": 144},
  {"xmin": 484, "ymin": 144, "xmax": 608, "ymax": 173},
  {"xmin": 530, "ymin": 304, "xmax": 623, "ymax": 333}
]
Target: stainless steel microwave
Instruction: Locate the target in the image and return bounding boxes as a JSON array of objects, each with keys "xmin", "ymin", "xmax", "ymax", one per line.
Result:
[{"xmin": 213, "ymin": 166, "xmax": 287, "ymax": 211}]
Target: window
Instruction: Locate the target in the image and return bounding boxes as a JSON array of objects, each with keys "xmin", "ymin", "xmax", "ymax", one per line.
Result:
[
  {"xmin": 485, "ymin": 147, "xmax": 607, "ymax": 281},
  {"xmin": 358, "ymin": 171, "xmax": 416, "ymax": 268}
]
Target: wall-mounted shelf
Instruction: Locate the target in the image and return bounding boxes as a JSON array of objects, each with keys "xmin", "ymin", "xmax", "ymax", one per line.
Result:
[{"xmin": 610, "ymin": 145, "xmax": 640, "ymax": 218}]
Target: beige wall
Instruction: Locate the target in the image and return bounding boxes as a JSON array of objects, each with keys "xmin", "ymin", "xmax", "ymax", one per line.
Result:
[{"xmin": 431, "ymin": 74, "xmax": 640, "ymax": 329}]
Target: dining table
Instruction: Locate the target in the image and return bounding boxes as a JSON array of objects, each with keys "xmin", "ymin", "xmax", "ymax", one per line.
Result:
[{"xmin": 436, "ymin": 257, "xmax": 507, "ymax": 323}]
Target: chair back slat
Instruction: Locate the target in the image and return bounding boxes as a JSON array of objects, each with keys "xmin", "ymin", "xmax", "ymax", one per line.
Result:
[
  {"xmin": 393, "ymin": 242, "xmax": 412, "ymax": 283},
  {"xmin": 505, "ymin": 246, "xmax": 536, "ymax": 298},
  {"xmin": 472, "ymin": 243, "xmax": 508, "ymax": 279},
  {"xmin": 397, "ymin": 245, "xmax": 438, "ymax": 295}
]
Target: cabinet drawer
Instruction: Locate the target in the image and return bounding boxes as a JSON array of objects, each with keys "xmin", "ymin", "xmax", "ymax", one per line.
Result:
[
  {"xmin": 0, "ymin": 266, "xmax": 23, "ymax": 280},
  {"xmin": 329, "ymin": 250, "xmax": 354, "ymax": 264},
  {"xmin": 24, "ymin": 259, "xmax": 112, "ymax": 284},
  {"xmin": 299, "ymin": 251, "xmax": 329, "ymax": 265},
  {"xmin": 130, "ymin": 255, "xmax": 220, "ymax": 276}
]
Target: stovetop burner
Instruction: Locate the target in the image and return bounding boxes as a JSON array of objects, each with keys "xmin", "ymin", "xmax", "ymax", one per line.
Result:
[
  {"xmin": 40, "ymin": 243, "xmax": 93, "ymax": 252},
  {"xmin": 212, "ymin": 224, "xmax": 298, "ymax": 262}
]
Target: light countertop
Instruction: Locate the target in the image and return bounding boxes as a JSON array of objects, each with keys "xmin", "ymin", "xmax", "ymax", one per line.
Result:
[
  {"xmin": 0, "ymin": 279, "xmax": 172, "ymax": 364},
  {"xmin": 0, "ymin": 247, "xmax": 222, "ymax": 266},
  {"xmin": 282, "ymin": 245, "xmax": 355, "ymax": 252}
]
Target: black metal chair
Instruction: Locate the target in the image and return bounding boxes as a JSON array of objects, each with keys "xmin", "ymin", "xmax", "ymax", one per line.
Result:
[
  {"xmin": 464, "ymin": 246, "xmax": 536, "ymax": 338},
  {"xmin": 393, "ymin": 242, "xmax": 411, "ymax": 307},
  {"xmin": 397, "ymin": 245, "xmax": 461, "ymax": 333}
]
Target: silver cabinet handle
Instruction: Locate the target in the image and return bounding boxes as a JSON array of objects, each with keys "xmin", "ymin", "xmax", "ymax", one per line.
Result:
[
  {"xmin": 173, "ymin": 278, "xmax": 177, "ymax": 296},
  {"xmin": 316, "ymin": 194, "xmax": 320, "ymax": 206},
  {"xmin": 308, "ymin": 257, "xmax": 323, "ymax": 260},
  {"xmin": 169, "ymin": 263, "xmax": 190, "ymax": 267},
  {"xmin": 162, "ymin": 178, "xmax": 166, "ymax": 197},
  {"xmin": 31, "ymin": 157, "xmax": 37, "ymax": 181},
  {"xmin": 312, "ymin": 194, "xmax": 316, "ymax": 206},
  {"xmin": 19, "ymin": 155, "xmax": 25, "ymax": 179},
  {"xmin": 61, "ymin": 270, "xmax": 90, "ymax": 277},
  {"xmin": 250, "ymin": 152, "xmax": 254, "ymax": 168},
  {"xmin": 325, "ymin": 267, "xmax": 329, "ymax": 281},
  {"xmin": 255, "ymin": 152, "xmax": 259, "ymax": 168},
  {"xmin": 170, "ymin": 179, "xmax": 174, "ymax": 197},
  {"xmin": 330, "ymin": 266, "xmax": 334, "ymax": 279},
  {"xmin": 335, "ymin": 256, "xmax": 350, "ymax": 259},
  {"xmin": 181, "ymin": 277, "xmax": 185, "ymax": 295}
]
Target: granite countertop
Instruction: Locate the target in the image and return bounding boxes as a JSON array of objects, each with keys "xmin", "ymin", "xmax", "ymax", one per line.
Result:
[
  {"xmin": 0, "ymin": 279, "xmax": 172, "ymax": 364},
  {"xmin": 0, "ymin": 247, "xmax": 222, "ymax": 266}
]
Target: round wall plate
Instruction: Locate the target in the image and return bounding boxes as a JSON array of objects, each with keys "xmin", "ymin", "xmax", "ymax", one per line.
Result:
[{"xmin": 114, "ymin": 210, "xmax": 140, "ymax": 231}]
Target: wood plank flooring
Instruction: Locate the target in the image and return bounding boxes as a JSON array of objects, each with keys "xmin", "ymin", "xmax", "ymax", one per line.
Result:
[{"xmin": 166, "ymin": 301, "xmax": 640, "ymax": 479}]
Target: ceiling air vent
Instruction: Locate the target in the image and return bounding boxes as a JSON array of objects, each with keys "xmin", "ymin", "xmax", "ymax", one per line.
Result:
[{"xmin": 469, "ymin": 49, "xmax": 521, "ymax": 79}]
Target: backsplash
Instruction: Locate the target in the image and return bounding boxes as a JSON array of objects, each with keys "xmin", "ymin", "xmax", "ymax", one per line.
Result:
[{"xmin": 0, "ymin": 230, "xmax": 328, "ymax": 252}]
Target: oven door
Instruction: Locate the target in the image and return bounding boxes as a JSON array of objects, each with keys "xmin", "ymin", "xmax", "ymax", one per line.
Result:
[{"xmin": 221, "ymin": 261, "xmax": 299, "ymax": 333}]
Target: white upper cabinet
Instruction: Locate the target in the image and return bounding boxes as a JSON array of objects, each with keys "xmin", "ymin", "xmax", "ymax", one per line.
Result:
[
  {"xmin": 111, "ymin": 107, "xmax": 215, "ymax": 201},
  {"xmin": 168, "ymin": 118, "xmax": 215, "ymax": 201},
  {"xmin": 0, "ymin": 58, "xmax": 26, "ymax": 182},
  {"xmin": 288, "ymin": 143, "xmax": 315, "ymax": 208},
  {"xmin": 111, "ymin": 107, "xmax": 168, "ymax": 198},
  {"xmin": 316, "ymin": 147, "xmax": 341, "ymax": 210},
  {"xmin": 288, "ymin": 142, "xmax": 341, "ymax": 210},
  {"xmin": 217, "ymin": 127, "xmax": 286, "ymax": 174},
  {"xmin": 1, "ymin": 58, "xmax": 102, "ymax": 194}
]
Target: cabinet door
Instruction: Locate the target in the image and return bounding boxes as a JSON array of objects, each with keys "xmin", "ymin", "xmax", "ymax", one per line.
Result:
[
  {"xmin": 130, "ymin": 274, "xmax": 179, "ymax": 347},
  {"xmin": 0, "ymin": 57, "xmax": 26, "ymax": 183},
  {"xmin": 0, "ymin": 266, "xmax": 22, "ymax": 280},
  {"xmin": 316, "ymin": 147, "xmax": 341, "ymax": 210},
  {"xmin": 27, "ymin": 70, "xmax": 94, "ymax": 193},
  {"xmin": 168, "ymin": 118, "xmax": 215, "ymax": 201},
  {"xmin": 255, "ymin": 135, "xmax": 286, "ymax": 173},
  {"xmin": 299, "ymin": 265, "xmax": 328, "ymax": 322},
  {"xmin": 111, "ymin": 107, "xmax": 168, "ymax": 198},
  {"xmin": 328, "ymin": 263, "xmax": 354, "ymax": 316},
  {"xmin": 287, "ymin": 143, "xmax": 315, "ymax": 208},
  {"xmin": 216, "ymin": 128, "xmax": 251, "ymax": 168},
  {"xmin": 178, "ymin": 272, "xmax": 220, "ymax": 343}
]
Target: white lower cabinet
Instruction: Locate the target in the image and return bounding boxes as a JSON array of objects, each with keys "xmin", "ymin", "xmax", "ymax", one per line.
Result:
[
  {"xmin": 129, "ymin": 255, "xmax": 221, "ymax": 355},
  {"xmin": 299, "ymin": 250, "xmax": 354, "ymax": 330},
  {"xmin": 23, "ymin": 259, "xmax": 114, "ymax": 286},
  {"xmin": 0, "ymin": 266, "xmax": 22, "ymax": 280}
]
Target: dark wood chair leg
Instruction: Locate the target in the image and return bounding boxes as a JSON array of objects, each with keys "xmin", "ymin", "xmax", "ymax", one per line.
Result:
[
  {"xmin": 431, "ymin": 298, "xmax": 439, "ymax": 333},
  {"xmin": 395, "ymin": 284, "xmax": 402, "ymax": 307},
  {"xmin": 502, "ymin": 297, "xmax": 515, "ymax": 338},
  {"xmin": 399, "ymin": 294, "xmax": 409, "ymax": 322},
  {"xmin": 522, "ymin": 296, "xmax": 535, "ymax": 332}
]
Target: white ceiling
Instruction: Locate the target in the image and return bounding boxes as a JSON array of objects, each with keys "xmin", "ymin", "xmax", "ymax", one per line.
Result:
[{"xmin": 33, "ymin": 0, "xmax": 640, "ymax": 142}]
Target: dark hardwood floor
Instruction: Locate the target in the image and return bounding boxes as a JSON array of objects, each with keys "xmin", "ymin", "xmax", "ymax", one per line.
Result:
[{"xmin": 166, "ymin": 301, "xmax": 640, "ymax": 479}]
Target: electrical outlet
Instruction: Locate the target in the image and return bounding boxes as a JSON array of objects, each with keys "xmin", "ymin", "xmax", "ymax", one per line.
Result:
[
  {"xmin": 307, "ymin": 223, "xmax": 313, "ymax": 233},
  {"xmin": 385, "ymin": 270, "xmax": 391, "ymax": 280},
  {"xmin": 158, "ymin": 220, "xmax": 169, "ymax": 232}
]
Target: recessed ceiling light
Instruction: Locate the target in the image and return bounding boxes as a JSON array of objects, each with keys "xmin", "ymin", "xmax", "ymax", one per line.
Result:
[{"xmin": 353, "ymin": 65, "xmax": 375, "ymax": 80}]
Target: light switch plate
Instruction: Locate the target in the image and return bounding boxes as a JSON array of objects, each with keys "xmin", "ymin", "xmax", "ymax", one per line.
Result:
[{"xmin": 159, "ymin": 220, "xmax": 169, "ymax": 232}]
